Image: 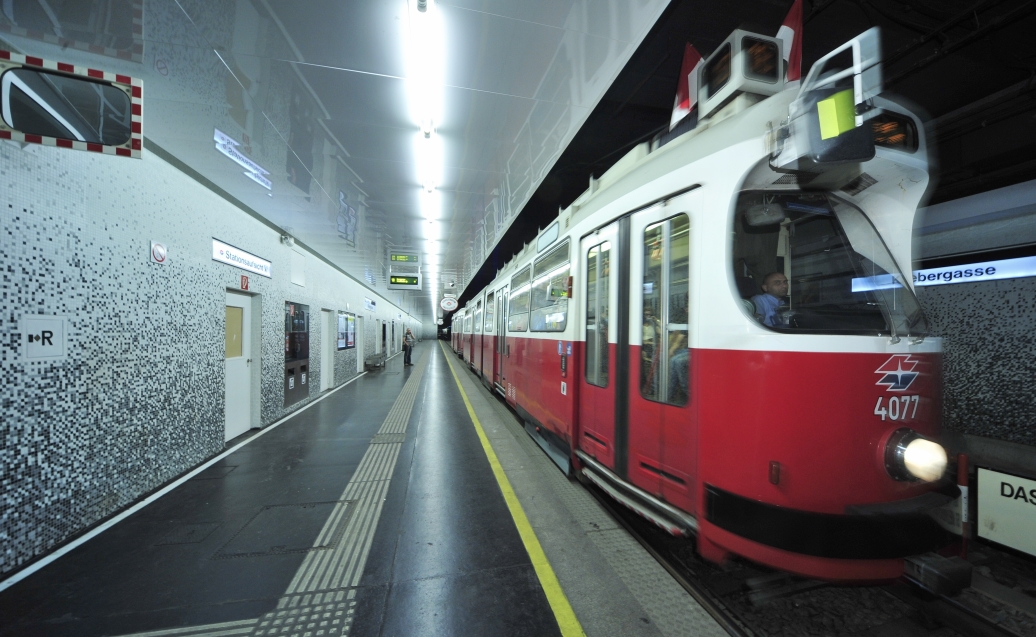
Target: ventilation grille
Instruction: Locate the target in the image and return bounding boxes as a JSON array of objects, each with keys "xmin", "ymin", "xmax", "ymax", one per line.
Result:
[
  {"xmin": 771, "ymin": 173, "xmax": 816, "ymax": 185},
  {"xmin": 842, "ymin": 173, "xmax": 878, "ymax": 196}
]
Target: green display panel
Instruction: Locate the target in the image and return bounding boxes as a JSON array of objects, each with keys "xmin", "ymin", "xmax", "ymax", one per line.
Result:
[
  {"xmin": 390, "ymin": 276, "xmax": 420, "ymax": 285},
  {"xmin": 390, "ymin": 254, "xmax": 419, "ymax": 262}
]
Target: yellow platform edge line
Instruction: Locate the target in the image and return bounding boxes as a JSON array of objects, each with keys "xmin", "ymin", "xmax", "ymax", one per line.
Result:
[{"xmin": 439, "ymin": 342, "xmax": 586, "ymax": 637}]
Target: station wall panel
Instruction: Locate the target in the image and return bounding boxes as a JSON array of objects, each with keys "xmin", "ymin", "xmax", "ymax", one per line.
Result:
[
  {"xmin": 0, "ymin": 140, "xmax": 415, "ymax": 577},
  {"xmin": 918, "ymin": 278, "xmax": 1036, "ymax": 447}
]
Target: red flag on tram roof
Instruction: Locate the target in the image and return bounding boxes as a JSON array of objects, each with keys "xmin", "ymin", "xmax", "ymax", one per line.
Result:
[
  {"xmin": 669, "ymin": 43, "xmax": 704, "ymax": 131},
  {"xmin": 777, "ymin": 0, "xmax": 803, "ymax": 84}
]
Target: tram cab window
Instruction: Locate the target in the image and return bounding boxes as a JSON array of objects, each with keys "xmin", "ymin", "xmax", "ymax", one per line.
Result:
[
  {"xmin": 508, "ymin": 266, "xmax": 531, "ymax": 332},
  {"xmin": 731, "ymin": 191, "xmax": 928, "ymax": 337},
  {"xmin": 642, "ymin": 214, "xmax": 690, "ymax": 406},
  {"xmin": 586, "ymin": 241, "xmax": 611, "ymax": 388},
  {"xmin": 531, "ymin": 240, "xmax": 571, "ymax": 333}
]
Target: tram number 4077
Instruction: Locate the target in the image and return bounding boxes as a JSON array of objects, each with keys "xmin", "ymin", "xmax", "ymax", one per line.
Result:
[{"xmin": 874, "ymin": 395, "xmax": 919, "ymax": 421}]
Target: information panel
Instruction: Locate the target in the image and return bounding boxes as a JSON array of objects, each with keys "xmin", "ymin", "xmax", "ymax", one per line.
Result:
[
  {"xmin": 387, "ymin": 274, "xmax": 422, "ymax": 290},
  {"xmin": 978, "ymin": 468, "xmax": 1036, "ymax": 557}
]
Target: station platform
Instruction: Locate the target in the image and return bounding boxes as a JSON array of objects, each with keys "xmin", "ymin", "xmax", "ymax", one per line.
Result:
[{"xmin": 0, "ymin": 343, "xmax": 725, "ymax": 637}]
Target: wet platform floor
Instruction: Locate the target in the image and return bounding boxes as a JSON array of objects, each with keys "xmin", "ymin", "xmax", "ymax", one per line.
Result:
[{"xmin": 0, "ymin": 343, "xmax": 724, "ymax": 637}]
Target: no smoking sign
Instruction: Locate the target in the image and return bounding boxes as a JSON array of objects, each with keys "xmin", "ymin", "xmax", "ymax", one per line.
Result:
[{"xmin": 151, "ymin": 241, "xmax": 168, "ymax": 265}]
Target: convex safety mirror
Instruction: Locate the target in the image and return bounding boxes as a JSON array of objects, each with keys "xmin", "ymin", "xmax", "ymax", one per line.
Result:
[{"xmin": 0, "ymin": 50, "xmax": 141, "ymax": 157}]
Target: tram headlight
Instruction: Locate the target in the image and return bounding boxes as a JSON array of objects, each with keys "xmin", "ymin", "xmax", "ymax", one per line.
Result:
[{"xmin": 884, "ymin": 428, "xmax": 947, "ymax": 482}]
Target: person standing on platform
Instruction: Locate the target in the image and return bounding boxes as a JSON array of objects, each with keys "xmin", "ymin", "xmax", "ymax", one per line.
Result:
[{"xmin": 403, "ymin": 328, "xmax": 416, "ymax": 366}]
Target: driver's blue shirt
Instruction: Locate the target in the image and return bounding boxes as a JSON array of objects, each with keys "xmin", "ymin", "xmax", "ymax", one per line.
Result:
[{"xmin": 751, "ymin": 293, "xmax": 785, "ymax": 327}]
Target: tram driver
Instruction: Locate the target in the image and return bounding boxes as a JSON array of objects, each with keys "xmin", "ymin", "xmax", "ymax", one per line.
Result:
[{"xmin": 751, "ymin": 272, "xmax": 789, "ymax": 327}]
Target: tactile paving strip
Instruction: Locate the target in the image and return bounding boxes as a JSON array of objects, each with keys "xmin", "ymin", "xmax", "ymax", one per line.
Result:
[{"xmin": 114, "ymin": 353, "xmax": 428, "ymax": 637}]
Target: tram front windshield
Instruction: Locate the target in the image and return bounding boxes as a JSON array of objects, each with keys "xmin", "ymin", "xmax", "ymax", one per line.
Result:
[{"xmin": 732, "ymin": 191, "xmax": 927, "ymax": 337}]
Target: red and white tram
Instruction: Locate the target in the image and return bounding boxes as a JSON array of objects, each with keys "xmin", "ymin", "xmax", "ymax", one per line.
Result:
[{"xmin": 457, "ymin": 29, "xmax": 954, "ymax": 582}]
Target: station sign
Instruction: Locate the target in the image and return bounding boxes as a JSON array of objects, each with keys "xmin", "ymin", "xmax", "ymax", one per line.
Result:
[
  {"xmin": 214, "ymin": 129, "xmax": 271, "ymax": 189},
  {"xmin": 20, "ymin": 315, "xmax": 68, "ymax": 362},
  {"xmin": 852, "ymin": 255, "xmax": 1036, "ymax": 292},
  {"xmin": 440, "ymin": 297, "xmax": 458, "ymax": 311},
  {"xmin": 977, "ymin": 467, "xmax": 1036, "ymax": 557},
  {"xmin": 212, "ymin": 239, "xmax": 271, "ymax": 278}
]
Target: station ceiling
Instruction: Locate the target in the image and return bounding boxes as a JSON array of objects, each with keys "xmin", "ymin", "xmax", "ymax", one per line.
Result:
[{"xmin": 2, "ymin": 1, "xmax": 1032, "ymax": 324}]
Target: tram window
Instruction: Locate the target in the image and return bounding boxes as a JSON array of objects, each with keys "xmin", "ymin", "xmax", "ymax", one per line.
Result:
[
  {"xmin": 530, "ymin": 267, "xmax": 570, "ymax": 332},
  {"xmin": 465, "ymin": 313, "xmax": 472, "ymax": 333},
  {"xmin": 531, "ymin": 241, "xmax": 571, "ymax": 332},
  {"xmin": 509, "ymin": 266, "xmax": 531, "ymax": 332},
  {"xmin": 485, "ymin": 292, "xmax": 495, "ymax": 332},
  {"xmin": 534, "ymin": 239, "xmax": 570, "ymax": 277},
  {"xmin": 641, "ymin": 214, "xmax": 690, "ymax": 406},
  {"xmin": 585, "ymin": 242, "xmax": 611, "ymax": 387},
  {"xmin": 474, "ymin": 300, "xmax": 482, "ymax": 333},
  {"xmin": 732, "ymin": 191, "xmax": 928, "ymax": 337}
]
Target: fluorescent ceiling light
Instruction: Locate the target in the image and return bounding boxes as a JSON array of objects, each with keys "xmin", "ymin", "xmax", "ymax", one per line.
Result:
[
  {"xmin": 406, "ymin": 0, "xmax": 445, "ymax": 134},
  {"xmin": 414, "ymin": 133, "xmax": 443, "ymax": 193},
  {"xmin": 406, "ymin": 0, "xmax": 446, "ymax": 218},
  {"xmin": 419, "ymin": 188, "xmax": 441, "ymax": 220}
]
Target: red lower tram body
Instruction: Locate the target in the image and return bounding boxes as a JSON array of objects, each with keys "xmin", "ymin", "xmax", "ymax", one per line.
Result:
[{"xmin": 461, "ymin": 335, "xmax": 947, "ymax": 582}]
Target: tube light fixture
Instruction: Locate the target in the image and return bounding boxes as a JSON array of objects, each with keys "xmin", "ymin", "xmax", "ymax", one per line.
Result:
[
  {"xmin": 419, "ymin": 184, "xmax": 442, "ymax": 220},
  {"xmin": 407, "ymin": 0, "xmax": 444, "ymax": 161}
]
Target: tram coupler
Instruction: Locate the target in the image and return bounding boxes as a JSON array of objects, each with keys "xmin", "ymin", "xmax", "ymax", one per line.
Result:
[{"xmin": 903, "ymin": 553, "xmax": 973, "ymax": 597}]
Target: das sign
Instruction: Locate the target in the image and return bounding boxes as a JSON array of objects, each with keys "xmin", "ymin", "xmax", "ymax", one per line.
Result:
[{"xmin": 977, "ymin": 468, "xmax": 1036, "ymax": 557}]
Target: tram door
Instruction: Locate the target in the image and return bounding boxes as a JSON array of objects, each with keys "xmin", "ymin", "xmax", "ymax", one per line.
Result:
[
  {"xmin": 495, "ymin": 285, "xmax": 508, "ymax": 389},
  {"xmin": 578, "ymin": 193, "xmax": 697, "ymax": 504},
  {"xmin": 578, "ymin": 221, "xmax": 621, "ymax": 472},
  {"xmin": 629, "ymin": 194, "xmax": 697, "ymax": 506},
  {"xmin": 473, "ymin": 298, "xmax": 483, "ymax": 372}
]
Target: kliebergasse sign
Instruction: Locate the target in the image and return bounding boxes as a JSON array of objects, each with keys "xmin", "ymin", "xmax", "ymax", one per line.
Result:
[
  {"xmin": 212, "ymin": 239, "xmax": 272, "ymax": 278},
  {"xmin": 852, "ymin": 255, "xmax": 1036, "ymax": 292},
  {"xmin": 977, "ymin": 468, "xmax": 1036, "ymax": 557},
  {"xmin": 911, "ymin": 255, "xmax": 1036, "ymax": 286}
]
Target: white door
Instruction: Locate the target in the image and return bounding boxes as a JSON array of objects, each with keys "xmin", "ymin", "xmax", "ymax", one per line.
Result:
[
  {"xmin": 356, "ymin": 316, "xmax": 365, "ymax": 373},
  {"xmin": 320, "ymin": 309, "xmax": 334, "ymax": 391},
  {"xmin": 225, "ymin": 291, "xmax": 253, "ymax": 442}
]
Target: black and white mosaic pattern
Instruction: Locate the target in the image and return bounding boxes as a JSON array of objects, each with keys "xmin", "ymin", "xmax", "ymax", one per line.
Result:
[
  {"xmin": 918, "ymin": 277, "xmax": 1036, "ymax": 447},
  {"xmin": 0, "ymin": 141, "xmax": 421, "ymax": 577}
]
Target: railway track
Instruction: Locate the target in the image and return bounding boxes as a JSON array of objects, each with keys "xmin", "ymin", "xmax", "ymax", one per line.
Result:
[{"xmin": 584, "ymin": 481, "xmax": 1032, "ymax": 637}]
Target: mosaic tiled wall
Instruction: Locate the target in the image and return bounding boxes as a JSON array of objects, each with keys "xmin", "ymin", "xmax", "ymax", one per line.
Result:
[
  {"xmin": 917, "ymin": 277, "xmax": 1036, "ymax": 447},
  {"xmin": 0, "ymin": 141, "xmax": 420, "ymax": 577}
]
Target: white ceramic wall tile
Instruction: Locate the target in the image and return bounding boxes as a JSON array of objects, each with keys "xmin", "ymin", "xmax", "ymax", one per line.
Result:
[{"xmin": 0, "ymin": 140, "xmax": 419, "ymax": 576}]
